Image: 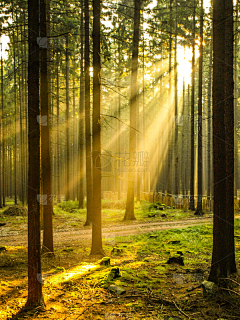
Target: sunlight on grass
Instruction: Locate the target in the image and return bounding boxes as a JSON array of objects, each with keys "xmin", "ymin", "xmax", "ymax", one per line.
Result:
[{"xmin": 48, "ymin": 263, "xmax": 98, "ymax": 285}]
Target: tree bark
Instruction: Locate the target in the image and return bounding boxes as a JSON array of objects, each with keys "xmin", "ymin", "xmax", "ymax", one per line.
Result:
[
  {"xmin": 65, "ymin": 2, "xmax": 70, "ymax": 201},
  {"xmin": 167, "ymin": 0, "xmax": 173, "ymax": 195},
  {"xmin": 40, "ymin": 0, "xmax": 54, "ymax": 254},
  {"xmin": 208, "ymin": 0, "xmax": 236, "ymax": 283},
  {"xmin": 224, "ymin": 0, "xmax": 236, "ymax": 274},
  {"xmin": 174, "ymin": 0, "xmax": 178, "ymax": 197},
  {"xmin": 78, "ymin": 0, "xmax": 85, "ymax": 209},
  {"xmin": 84, "ymin": 0, "xmax": 93, "ymax": 226},
  {"xmin": 26, "ymin": 0, "xmax": 44, "ymax": 306},
  {"xmin": 189, "ymin": 0, "xmax": 195, "ymax": 210},
  {"xmin": 124, "ymin": 0, "xmax": 141, "ymax": 221},
  {"xmin": 195, "ymin": 0, "xmax": 204, "ymax": 215},
  {"xmin": 91, "ymin": 0, "xmax": 104, "ymax": 255}
]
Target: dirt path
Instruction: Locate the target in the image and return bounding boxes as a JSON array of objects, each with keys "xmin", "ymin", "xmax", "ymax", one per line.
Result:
[{"xmin": 0, "ymin": 217, "xmax": 212, "ymax": 247}]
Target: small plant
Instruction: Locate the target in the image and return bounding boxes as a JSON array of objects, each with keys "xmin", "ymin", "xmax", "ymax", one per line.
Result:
[{"xmin": 57, "ymin": 200, "xmax": 79, "ymax": 212}]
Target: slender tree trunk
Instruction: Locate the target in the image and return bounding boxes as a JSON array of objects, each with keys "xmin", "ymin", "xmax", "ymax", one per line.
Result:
[
  {"xmin": 234, "ymin": 0, "xmax": 239, "ymax": 197},
  {"xmin": 189, "ymin": 0, "xmax": 195, "ymax": 210},
  {"xmin": 16, "ymin": 20, "xmax": 23, "ymax": 204},
  {"xmin": 174, "ymin": 0, "xmax": 178, "ymax": 196},
  {"xmin": 124, "ymin": 0, "xmax": 141, "ymax": 221},
  {"xmin": 24, "ymin": 10, "xmax": 28, "ymax": 204},
  {"xmin": 142, "ymin": 36, "xmax": 146, "ymax": 193},
  {"xmin": 79, "ymin": 0, "xmax": 84, "ymax": 208},
  {"xmin": 117, "ymin": 34, "xmax": 121, "ymax": 200},
  {"xmin": 91, "ymin": 0, "xmax": 104, "ymax": 255},
  {"xmin": 0, "ymin": 53, "xmax": 2, "ymax": 209},
  {"xmin": 65, "ymin": 3, "xmax": 70, "ymax": 201},
  {"xmin": 195, "ymin": 0, "xmax": 204, "ymax": 215},
  {"xmin": 181, "ymin": 76, "xmax": 185, "ymax": 197},
  {"xmin": 84, "ymin": 0, "xmax": 93, "ymax": 226},
  {"xmin": 56, "ymin": 52, "xmax": 60, "ymax": 202},
  {"xmin": 40, "ymin": 0, "xmax": 53, "ymax": 253},
  {"xmin": 12, "ymin": 7, "xmax": 17, "ymax": 206},
  {"xmin": 1, "ymin": 51, "xmax": 4, "ymax": 207},
  {"xmin": 26, "ymin": 0, "xmax": 44, "ymax": 306},
  {"xmin": 207, "ymin": 25, "xmax": 213, "ymax": 200},
  {"xmin": 167, "ymin": 0, "xmax": 173, "ymax": 195}
]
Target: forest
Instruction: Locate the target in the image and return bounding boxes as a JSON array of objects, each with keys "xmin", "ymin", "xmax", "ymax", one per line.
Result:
[{"xmin": 0, "ymin": 0, "xmax": 240, "ymax": 318}]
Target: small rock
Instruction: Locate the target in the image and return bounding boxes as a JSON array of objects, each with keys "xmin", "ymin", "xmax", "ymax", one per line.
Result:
[
  {"xmin": 108, "ymin": 284, "xmax": 126, "ymax": 295},
  {"xmin": 168, "ymin": 240, "xmax": 181, "ymax": 245},
  {"xmin": 100, "ymin": 257, "xmax": 111, "ymax": 266},
  {"xmin": 167, "ymin": 256, "xmax": 184, "ymax": 266},
  {"xmin": 148, "ymin": 214, "xmax": 156, "ymax": 218},
  {"xmin": 149, "ymin": 234, "xmax": 158, "ymax": 238},
  {"xmin": 202, "ymin": 280, "xmax": 218, "ymax": 296},
  {"xmin": 177, "ymin": 251, "xmax": 183, "ymax": 256},
  {"xmin": 111, "ymin": 248, "xmax": 123, "ymax": 255},
  {"xmin": 107, "ymin": 267, "xmax": 120, "ymax": 281}
]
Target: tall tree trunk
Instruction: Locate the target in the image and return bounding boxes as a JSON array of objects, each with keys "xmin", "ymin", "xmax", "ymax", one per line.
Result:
[
  {"xmin": 117, "ymin": 33, "xmax": 121, "ymax": 200},
  {"xmin": 124, "ymin": 0, "xmax": 141, "ymax": 221},
  {"xmin": 16, "ymin": 19, "xmax": 23, "ymax": 204},
  {"xmin": 167, "ymin": 0, "xmax": 173, "ymax": 195},
  {"xmin": 207, "ymin": 23, "xmax": 213, "ymax": 200},
  {"xmin": 91, "ymin": 0, "xmax": 104, "ymax": 255},
  {"xmin": 234, "ymin": 0, "xmax": 239, "ymax": 197},
  {"xmin": 174, "ymin": 0, "xmax": 178, "ymax": 196},
  {"xmin": 40, "ymin": 0, "xmax": 53, "ymax": 253},
  {"xmin": 56, "ymin": 52, "xmax": 60, "ymax": 202},
  {"xmin": 208, "ymin": 0, "xmax": 236, "ymax": 283},
  {"xmin": 84, "ymin": 0, "xmax": 93, "ymax": 226},
  {"xmin": 12, "ymin": 6, "xmax": 17, "ymax": 206},
  {"xmin": 72, "ymin": 59, "xmax": 76, "ymax": 200},
  {"xmin": 0, "ymin": 49, "xmax": 2, "ymax": 208},
  {"xmin": 78, "ymin": 0, "xmax": 84, "ymax": 209},
  {"xmin": 142, "ymin": 35, "xmax": 146, "ymax": 193},
  {"xmin": 1, "ymin": 50, "xmax": 4, "ymax": 207},
  {"xmin": 65, "ymin": 3, "xmax": 70, "ymax": 201},
  {"xmin": 26, "ymin": 0, "xmax": 44, "ymax": 306},
  {"xmin": 189, "ymin": 0, "xmax": 195, "ymax": 210},
  {"xmin": 225, "ymin": 0, "xmax": 236, "ymax": 274},
  {"xmin": 181, "ymin": 76, "xmax": 185, "ymax": 197},
  {"xmin": 195, "ymin": 0, "xmax": 204, "ymax": 215}
]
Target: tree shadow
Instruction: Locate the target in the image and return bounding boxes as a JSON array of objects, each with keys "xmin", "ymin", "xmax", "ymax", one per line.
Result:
[{"xmin": 9, "ymin": 305, "xmax": 45, "ymax": 320}]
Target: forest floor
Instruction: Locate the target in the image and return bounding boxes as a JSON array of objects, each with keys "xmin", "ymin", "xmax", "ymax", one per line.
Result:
[
  {"xmin": 1, "ymin": 200, "xmax": 240, "ymax": 319},
  {"xmin": 0, "ymin": 199, "xmax": 213, "ymax": 246}
]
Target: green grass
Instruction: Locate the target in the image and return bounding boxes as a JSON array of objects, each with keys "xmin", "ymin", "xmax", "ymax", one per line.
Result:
[{"xmin": 0, "ymin": 198, "xmax": 210, "ymax": 231}]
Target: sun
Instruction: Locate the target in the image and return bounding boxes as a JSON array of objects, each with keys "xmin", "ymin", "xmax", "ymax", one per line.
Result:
[
  {"xmin": 177, "ymin": 43, "xmax": 200, "ymax": 89},
  {"xmin": 177, "ymin": 45, "xmax": 192, "ymax": 87}
]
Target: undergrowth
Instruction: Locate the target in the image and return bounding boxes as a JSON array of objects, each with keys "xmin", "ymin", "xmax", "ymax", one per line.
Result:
[{"xmin": 2, "ymin": 220, "xmax": 240, "ymax": 319}]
